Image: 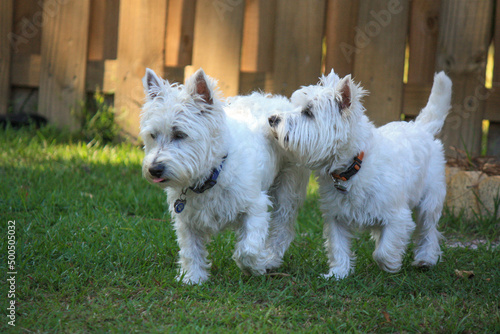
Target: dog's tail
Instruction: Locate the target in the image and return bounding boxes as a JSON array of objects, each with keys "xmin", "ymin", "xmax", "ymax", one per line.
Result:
[{"xmin": 414, "ymin": 72, "xmax": 452, "ymax": 136}]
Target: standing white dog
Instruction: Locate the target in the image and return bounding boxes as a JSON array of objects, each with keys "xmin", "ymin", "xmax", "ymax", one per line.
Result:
[
  {"xmin": 269, "ymin": 70, "xmax": 452, "ymax": 279},
  {"xmin": 140, "ymin": 68, "xmax": 309, "ymax": 284}
]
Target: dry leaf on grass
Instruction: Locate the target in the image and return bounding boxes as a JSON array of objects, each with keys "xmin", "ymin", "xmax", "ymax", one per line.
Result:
[{"xmin": 454, "ymin": 269, "xmax": 475, "ymax": 279}]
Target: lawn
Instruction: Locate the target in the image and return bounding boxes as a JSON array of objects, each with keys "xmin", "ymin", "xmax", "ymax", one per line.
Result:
[{"xmin": 1, "ymin": 126, "xmax": 499, "ymax": 333}]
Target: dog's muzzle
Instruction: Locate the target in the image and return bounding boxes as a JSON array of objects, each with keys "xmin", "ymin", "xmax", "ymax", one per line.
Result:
[
  {"xmin": 268, "ymin": 115, "xmax": 281, "ymax": 128},
  {"xmin": 148, "ymin": 163, "xmax": 167, "ymax": 183}
]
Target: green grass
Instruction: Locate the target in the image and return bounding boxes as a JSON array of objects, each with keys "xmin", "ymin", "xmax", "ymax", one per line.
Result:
[{"xmin": 1, "ymin": 126, "xmax": 499, "ymax": 333}]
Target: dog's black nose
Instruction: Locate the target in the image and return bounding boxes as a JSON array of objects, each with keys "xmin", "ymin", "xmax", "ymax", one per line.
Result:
[
  {"xmin": 268, "ymin": 115, "xmax": 281, "ymax": 128},
  {"xmin": 149, "ymin": 164, "xmax": 165, "ymax": 178}
]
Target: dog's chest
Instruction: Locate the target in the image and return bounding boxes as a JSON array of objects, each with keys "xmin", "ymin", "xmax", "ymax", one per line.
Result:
[{"xmin": 170, "ymin": 188, "xmax": 246, "ymax": 232}]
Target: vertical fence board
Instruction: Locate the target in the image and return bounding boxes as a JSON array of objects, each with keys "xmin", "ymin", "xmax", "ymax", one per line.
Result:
[
  {"xmin": 486, "ymin": 0, "xmax": 500, "ymax": 157},
  {"xmin": 192, "ymin": 0, "xmax": 245, "ymax": 97},
  {"xmin": 0, "ymin": 0, "xmax": 14, "ymax": 114},
  {"xmin": 436, "ymin": 0, "xmax": 493, "ymax": 156},
  {"xmin": 271, "ymin": 0, "xmax": 326, "ymax": 97},
  {"xmin": 38, "ymin": 0, "xmax": 91, "ymax": 129},
  {"xmin": 115, "ymin": 0, "xmax": 168, "ymax": 139},
  {"xmin": 403, "ymin": 0, "xmax": 440, "ymax": 118},
  {"xmin": 407, "ymin": 0, "xmax": 440, "ymax": 84},
  {"xmin": 353, "ymin": 0, "xmax": 410, "ymax": 126},
  {"xmin": 88, "ymin": 0, "xmax": 120, "ymax": 61},
  {"xmin": 241, "ymin": 0, "xmax": 276, "ymax": 72},
  {"xmin": 165, "ymin": 0, "xmax": 196, "ymax": 67},
  {"xmin": 324, "ymin": 0, "xmax": 359, "ymax": 77},
  {"xmin": 11, "ymin": 0, "xmax": 42, "ymax": 56}
]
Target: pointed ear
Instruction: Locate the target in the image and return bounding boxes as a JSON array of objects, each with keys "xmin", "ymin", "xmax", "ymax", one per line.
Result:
[
  {"xmin": 188, "ymin": 69, "xmax": 213, "ymax": 105},
  {"xmin": 143, "ymin": 68, "xmax": 165, "ymax": 99},
  {"xmin": 337, "ymin": 75, "xmax": 352, "ymax": 111}
]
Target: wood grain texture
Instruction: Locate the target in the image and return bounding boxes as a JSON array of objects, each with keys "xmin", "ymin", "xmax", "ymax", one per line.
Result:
[
  {"xmin": 11, "ymin": 0, "xmax": 42, "ymax": 56},
  {"xmin": 436, "ymin": 0, "xmax": 494, "ymax": 156},
  {"xmin": 10, "ymin": 54, "xmax": 40, "ymax": 88},
  {"xmin": 240, "ymin": 0, "xmax": 276, "ymax": 72},
  {"xmin": 192, "ymin": 0, "xmax": 245, "ymax": 97},
  {"xmin": 407, "ymin": 0, "xmax": 440, "ymax": 84},
  {"xmin": 488, "ymin": 0, "xmax": 500, "ymax": 156},
  {"xmin": 402, "ymin": 83, "xmax": 432, "ymax": 117},
  {"xmin": 353, "ymin": 0, "xmax": 410, "ymax": 126},
  {"xmin": 38, "ymin": 0, "xmax": 91, "ymax": 129},
  {"xmin": 0, "ymin": 0, "xmax": 14, "ymax": 114},
  {"xmin": 115, "ymin": 0, "xmax": 168, "ymax": 138},
  {"xmin": 324, "ymin": 0, "xmax": 359, "ymax": 77},
  {"xmin": 88, "ymin": 0, "xmax": 120, "ymax": 61},
  {"xmin": 165, "ymin": 0, "xmax": 196, "ymax": 67},
  {"xmin": 271, "ymin": 0, "xmax": 326, "ymax": 97}
]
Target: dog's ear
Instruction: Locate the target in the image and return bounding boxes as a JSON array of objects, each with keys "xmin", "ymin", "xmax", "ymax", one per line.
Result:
[
  {"xmin": 187, "ymin": 69, "xmax": 214, "ymax": 105},
  {"xmin": 337, "ymin": 75, "xmax": 352, "ymax": 112},
  {"xmin": 143, "ymin": 68, "xmax": 165, "ymax": 99}
]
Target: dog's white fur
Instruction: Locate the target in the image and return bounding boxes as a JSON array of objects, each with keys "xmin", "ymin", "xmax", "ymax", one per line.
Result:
[
  {"xmin": 269, "ymin": 70, "xmax": 452, "ymax": 279},
  {"xmin": 140, "ymin": 68, "xmax": 309, "ymax": 284}
]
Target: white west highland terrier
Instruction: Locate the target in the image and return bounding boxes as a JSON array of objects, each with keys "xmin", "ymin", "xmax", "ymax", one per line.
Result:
[
  {"xmin": 269, "ymin": 71, "xmax": 452, "ymax": 279},
  {"xmin": 140, "ymin": 68, "xmax": 309, "ymax": 284}
]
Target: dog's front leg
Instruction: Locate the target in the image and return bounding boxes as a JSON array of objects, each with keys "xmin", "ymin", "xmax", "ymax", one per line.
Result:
[
  {"xmin": 175, "ymin": 223, "xmax": 211, "ymax": 284},
  {"xmin": 322, "ymin": 216, "xmax": 354, "ymax": 280},
  {"xmin": 233, "ymin": 197, "xmax": 271, "ymax": 276}
]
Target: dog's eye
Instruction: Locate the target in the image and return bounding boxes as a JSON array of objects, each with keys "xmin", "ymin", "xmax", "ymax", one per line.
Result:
[
  {"xmin": 301, "ymin": 105, "xmax": 314, "ymax": 118},
  {"xmin": 150, "ymin": 133, "xmax": 158, "ymax": 140},
  {"xmin": 172, "ymin": 131, "xmax": 187, "ymax": 140}
]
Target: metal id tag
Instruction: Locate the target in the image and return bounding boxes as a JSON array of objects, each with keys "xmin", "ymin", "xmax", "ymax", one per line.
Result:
[{"xmin": 333, "ymin": 179, "xmax": 348, "ymax": 194}]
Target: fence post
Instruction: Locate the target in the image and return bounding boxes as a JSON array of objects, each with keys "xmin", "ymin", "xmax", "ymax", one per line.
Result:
[
  {"xmin": 241, "ymin": 0, "xmax": 276, "ymax": 73},
  {"xmin": 191, "ymin": 0, "xmax": 245, "ymax": 97},
  {"xmin": 353, "ymin": 0, "xmax": 410, "ymax": 127},
  {"xmin": 271, "ymin": 0, "xmax": 326, "ymax": 97},
  {"xmin": 487, "ymin": 1, "xmax": 500, "ymax": 157},
  {"xmin": 38, "ymin": 0, "xmax": 91, "ymax": 129},
  {"xmin": 437, "ymin": 0, "xmax": 494, "ymax": 157},
  {"xmin": 324, "ymin": 0, "xmax": 359, "ymax": 78},
  {"xmin": 165, "ymin": 0, "xmax": 196, "ymax": 68},
  {"xmin": 402, "ymin": 0, "xmax": 441, "ymax": 119},
  {"xmin": 407, "ymin": 0, "xmax": 440, "ymax": 85},
  {"xmin": 115, "ymin": 0, "xmax": 168, "ymax": 139},
  {"xmin": 0, "ymin": 0, "xmax": 14, "ymax": 115}
]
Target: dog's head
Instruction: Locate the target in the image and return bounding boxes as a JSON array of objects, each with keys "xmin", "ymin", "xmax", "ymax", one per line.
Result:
[
  {"xmin": 140, "ymin": 68, "xmax": 227, "ymax": 188},
  {"xmin": 268, "ymin": 70, "xmax": 368, "ymax": 171}
]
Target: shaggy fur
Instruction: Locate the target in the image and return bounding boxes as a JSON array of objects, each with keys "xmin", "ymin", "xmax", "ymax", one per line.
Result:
[
  {"xmin": 269, "ymin": 70, "xmax": 452, "ymax": 279},
  {"xmin": 140, "ymin": 68, "xmax": 309, "ymax": 284}
]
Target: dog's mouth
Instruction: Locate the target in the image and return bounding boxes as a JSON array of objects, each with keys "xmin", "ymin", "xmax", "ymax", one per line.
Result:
[{"xmin": 152, "ymin": 178, "xmax": 167, "ymax": 184}]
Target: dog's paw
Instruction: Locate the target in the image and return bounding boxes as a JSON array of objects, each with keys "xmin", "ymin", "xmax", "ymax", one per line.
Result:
[
  {"xmin": 373, "ymin": 258, "xmax": 402, "ymax": 273},
  {"xmin": 411, "ymin": 260, "xmax": 436, "ymax": 268},
  {"xmin": 320, "ymin": 267, "xmax": 351, "ymax": 280},
  {"xmin": 176, "ymin": 271, "xmax": 209, "ymax": 285}
]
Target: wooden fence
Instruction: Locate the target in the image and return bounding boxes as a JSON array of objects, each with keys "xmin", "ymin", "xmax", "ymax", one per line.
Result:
[{"xmin": 1, "ymin": 0, "xmax": 499, "ymax": 157}]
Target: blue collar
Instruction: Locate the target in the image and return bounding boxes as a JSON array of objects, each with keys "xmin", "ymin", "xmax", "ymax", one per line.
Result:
[
  {"xmin": 189, "ymin": 155, "xmax": 227, "ymax": 194},
  {"xmin": 174, "ymin": 155, "xmax": 228, "ymax": 214}
]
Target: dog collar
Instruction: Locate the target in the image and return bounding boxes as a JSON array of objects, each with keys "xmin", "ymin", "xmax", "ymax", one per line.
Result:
[
  {"xmin": 174, "ymin": 155, "xmax": 227, "ymax": 214},
  {"xmin": 330, "ymin": 151, "xmax": 364, "ymax": 194},
  {"xmin": 190, "ymin": 155, "xmax": 228, "ymax": 194}
]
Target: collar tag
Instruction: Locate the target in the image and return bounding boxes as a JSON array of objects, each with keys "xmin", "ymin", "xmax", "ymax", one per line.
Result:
[{"xmin": 332, "ymin": 178, "xmax": 348, "ymax": 194}]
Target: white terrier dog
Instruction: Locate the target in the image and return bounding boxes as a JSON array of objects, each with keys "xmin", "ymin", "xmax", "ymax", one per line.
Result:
[
  {"xmin": 269, "ymin": 71, "xmax": 452, "ymax": 279},
  {"xmin": 140, "ymin": 68, "xmax": 309, "ymax": 284}
]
